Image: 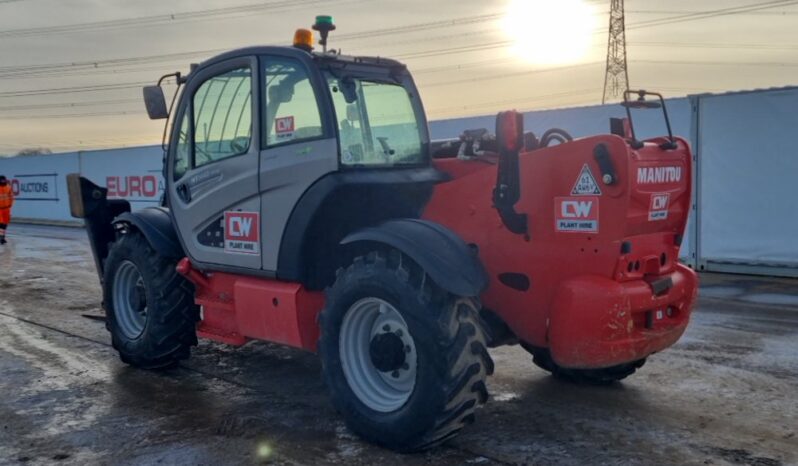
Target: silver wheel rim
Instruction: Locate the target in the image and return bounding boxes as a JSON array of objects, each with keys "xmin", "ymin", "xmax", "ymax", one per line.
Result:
[
  {"xmin": 339, "ymin": 297, "xmax": 417, "ymax": 413},
  {"xmin": 113, "ymin": 260, "xmax": 148, "ymax": 339}
]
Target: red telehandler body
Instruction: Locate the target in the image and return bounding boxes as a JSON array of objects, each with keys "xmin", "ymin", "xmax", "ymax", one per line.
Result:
[{"xmin": 67, "ymin": 17, "xmax": 697, "ymax": 451}]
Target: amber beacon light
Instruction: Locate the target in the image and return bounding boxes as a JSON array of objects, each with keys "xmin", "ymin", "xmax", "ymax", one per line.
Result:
[{"xmin": 293, "ymin": 28, "xmax": 314, "ymax": 51}]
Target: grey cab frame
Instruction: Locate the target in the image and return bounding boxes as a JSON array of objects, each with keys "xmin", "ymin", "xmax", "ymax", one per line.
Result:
[
  {"xmin": 165, "ymin": 47, "xmax": 339, "ymax": 276},
  {"xmin": 164, "ymin": 46, "xmax": 436, "ymax": 284}
]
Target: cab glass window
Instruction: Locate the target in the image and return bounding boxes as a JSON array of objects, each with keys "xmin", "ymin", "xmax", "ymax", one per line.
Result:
[
  {"xmin": 326, "ymin": 74, "xmax": 424, "ymax": 166},
  {"xmin": 263, "ymin": 58, "xmax": 323, "ymax": 146},
  {"xmin": 193, "ymin": 67, "xmax": 252, "ymax": 168}
]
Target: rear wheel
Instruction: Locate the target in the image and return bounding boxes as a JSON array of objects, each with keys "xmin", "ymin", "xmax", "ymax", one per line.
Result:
[
  {"xmin": 103, "ymin": 231, "xmax": 199, "ymax": 369},
  {"xmin": 524, "ymin": 345, "xmax": 645, "ymax": 385},
  {"xmin": 320, "ymin": 251, "xmax": 494, "ymax": 452}
]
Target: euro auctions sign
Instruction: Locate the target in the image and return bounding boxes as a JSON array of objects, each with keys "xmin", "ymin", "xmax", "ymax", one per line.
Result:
[
  {"xmin": 10, "ymin": 174, "xmax": 59, "ymax": 201},
  {"xmin": 106, "ymin": 174, "xmax": 164, "ymax": 202}
]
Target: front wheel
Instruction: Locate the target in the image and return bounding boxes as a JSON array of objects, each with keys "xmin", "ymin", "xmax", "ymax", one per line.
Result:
[
  {"xmin": 319, "ymin": 251, "xmax": 494, "ymax": 452},
  {"xmin": 103, "ymin": 231, "xmax": 199, "ymax": 369}
]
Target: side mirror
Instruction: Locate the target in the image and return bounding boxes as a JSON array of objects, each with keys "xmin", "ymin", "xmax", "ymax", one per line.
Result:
[
  {"xmin": 143, "ymin": 85, "xmax": 169, "ymax": 120},
  {"xmin": 496, "ymin": 110, "xmax": 524, "ymax": 153}
]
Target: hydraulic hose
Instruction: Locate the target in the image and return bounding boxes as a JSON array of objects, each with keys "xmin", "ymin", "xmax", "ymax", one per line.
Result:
[{"xmin": 539, "ymin": 128, "xmax": 574, "ymax": 147}]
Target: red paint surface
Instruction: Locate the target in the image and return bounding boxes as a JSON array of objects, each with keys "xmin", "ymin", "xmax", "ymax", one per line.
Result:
[
  {"xmin": 176, "ymin": 260, "xmax": 324, "ymax": 351},
  {"xmin": 178, "ymin": 133, "xmax": 698, "ymax": 370},
  {"xmin": 423, "ymin": 134, "xmax": 697, "ymax": 368}
]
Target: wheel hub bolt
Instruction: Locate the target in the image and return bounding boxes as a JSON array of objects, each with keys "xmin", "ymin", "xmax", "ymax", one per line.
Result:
[
  {"xmin": 369, "ymin": 332, "xmax": 407, "ymax": 373},
  {"xmin": 395, "ymin": 329, "xmax": 403, "ymax": 337},
  {"xmin": 391, "ymin": 370, "xmax": 400, "ymax": 378},
  {"xmin": 402, "ymin": 363, "xmax": 409, "ymax": 370},
  {"xmin": 382, "ymin": 324, "xmax": 391, "ymax": 332}
]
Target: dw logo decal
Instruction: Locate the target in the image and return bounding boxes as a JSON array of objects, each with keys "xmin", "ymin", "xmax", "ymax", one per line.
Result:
[
  {"xmin": 555, "ymin": 196, "xmax": 599, "ymax": 233},
  {"xmin": 224, "ymin": 211, "xmax": 260, "ymax": 254}
]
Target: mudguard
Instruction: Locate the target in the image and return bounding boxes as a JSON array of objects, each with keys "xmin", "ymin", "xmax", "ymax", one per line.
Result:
[
  {"xmin": 114, "ymin": 207, "xmax": 183, "ymax": 260},
  {"xmin": 341, "ymin": 219, "xmax": 488, "ymax": 297}
]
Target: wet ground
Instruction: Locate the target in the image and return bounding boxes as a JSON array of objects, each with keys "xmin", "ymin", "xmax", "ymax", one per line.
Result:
[{"xmin": 0, "ymin": 224, "xmax": 796, "ymax": 466}]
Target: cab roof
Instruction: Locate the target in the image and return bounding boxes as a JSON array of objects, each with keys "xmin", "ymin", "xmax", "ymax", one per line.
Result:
[{"xmin": 193, "ymin": 45, "xmax": 406, "ymax": 76}]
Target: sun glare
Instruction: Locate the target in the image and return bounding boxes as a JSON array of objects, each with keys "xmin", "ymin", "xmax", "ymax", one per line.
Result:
[{"xmin": 503, "ymin": 0, "xmax": 598, "ymax": 66}]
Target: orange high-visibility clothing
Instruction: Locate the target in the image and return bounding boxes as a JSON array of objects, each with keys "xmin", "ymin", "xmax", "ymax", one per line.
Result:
[{"xmin": 0, "ymin": 184, "xmax": 13, "ymax": 224}]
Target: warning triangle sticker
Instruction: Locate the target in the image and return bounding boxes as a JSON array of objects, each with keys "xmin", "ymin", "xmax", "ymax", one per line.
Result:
[{"xmin": 571, "ymin": 164, "xmax": 602, "ymax": 195}]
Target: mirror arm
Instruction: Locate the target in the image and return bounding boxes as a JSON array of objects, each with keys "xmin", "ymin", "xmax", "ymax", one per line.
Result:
[
  {"xmin": 493, "ymin": 111, "xmax": 529, "ymax": 239},
  {"xmin": 161, "ymin": 81, "xmax": 183, "ymax": 152}
]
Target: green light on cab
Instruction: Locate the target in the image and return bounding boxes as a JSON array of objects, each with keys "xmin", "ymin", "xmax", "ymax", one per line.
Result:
[{"xmin": 315, "ymin": 15, "xmax": 334, "ymax": 27}]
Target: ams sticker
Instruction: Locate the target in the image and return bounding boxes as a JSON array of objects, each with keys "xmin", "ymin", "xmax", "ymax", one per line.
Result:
[
  {"xmin": 555, "ymin": 196, "xmax": 599, "ymax": 233},
  {"xmin": 649, "ymin": 193, "xmax": 670, "ymax": 221},
  {"xmin": 571, "ymin": 164, "xmax": 602, "ymax": 195},
  {"xmin": 224, "ymin": 211, "xmax": 260, "ymax": 255}
]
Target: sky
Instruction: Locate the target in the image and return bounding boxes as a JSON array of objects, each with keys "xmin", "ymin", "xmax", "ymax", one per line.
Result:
[{"xmin": 0, "ymin": 0, "xmax": 797, "ymax": 155}]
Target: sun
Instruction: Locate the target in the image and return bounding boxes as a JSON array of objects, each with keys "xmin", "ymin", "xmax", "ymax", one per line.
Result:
[{"xmin": 502, "ymin": 0, "xmax": 598, "ymax": 66}]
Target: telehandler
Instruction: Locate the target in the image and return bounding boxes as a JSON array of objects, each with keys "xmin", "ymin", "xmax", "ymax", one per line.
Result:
[{"xmin": 68, "ymin": 16, "xmax": 697, "ymax": 451}]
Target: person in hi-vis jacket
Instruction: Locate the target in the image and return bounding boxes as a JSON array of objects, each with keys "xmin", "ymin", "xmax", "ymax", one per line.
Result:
[{"xmin": 0, "ymin": 175, "xmax": 14, "ymax": 245}]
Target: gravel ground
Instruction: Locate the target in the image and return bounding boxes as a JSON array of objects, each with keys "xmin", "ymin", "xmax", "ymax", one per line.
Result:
[{"xmin": 0, "ymin": 224, "xmax": 796, "ymax": 466}]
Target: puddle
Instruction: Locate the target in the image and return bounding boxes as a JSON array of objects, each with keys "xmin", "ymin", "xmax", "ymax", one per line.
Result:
[
  {"xmin": 700, "ymin": 286, "xmax": 745, "ymax": 299},
  {"xmin": 493, "ymin": 392, "xmax": 520, "ymax": 402},
  {"xmin": 741, "ymin": 293, "xmax": 798, "ymax": 307}
]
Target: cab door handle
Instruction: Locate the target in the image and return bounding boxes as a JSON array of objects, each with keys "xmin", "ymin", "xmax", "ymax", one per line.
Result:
[{"xmin": 176, "ymin": 183, "xmax": 191, "ymax": 203}]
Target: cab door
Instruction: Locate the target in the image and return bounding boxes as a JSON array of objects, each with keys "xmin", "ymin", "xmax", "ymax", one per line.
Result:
[
  {"xmin": 257, "ymin": 54, "xmax": 338, "ymax": 272},
  {"xmin": 167, "ymin": 56, "xmax": 263, "ymax": 271}
]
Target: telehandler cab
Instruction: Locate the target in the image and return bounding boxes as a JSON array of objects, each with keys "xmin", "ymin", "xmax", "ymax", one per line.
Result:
[{"xmin": 67, "ymin": 16, "xmax": 698, "ymax": 451}]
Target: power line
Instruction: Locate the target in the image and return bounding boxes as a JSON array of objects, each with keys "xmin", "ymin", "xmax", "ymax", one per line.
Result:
[
  {"xmin": 635, "ymin": 59, "xmax": 798, "ymax": 67},
  {"xmin": 0, "ymin": 98, "xmax": 140, "ymax": 112},
  {"xmin": 421, "ymin": 62, "xmax": 605, "ymax": 88},
  {"xmin": 6, "ymin": 57, "xmax": 793, "ymax": 119},
  {"xmin": 3, "ymin": 0, "xmax": 794, "ymax": 80},
  {"xmin": 0, "ymin": 12, "xmax": 508, "ymax": 78},
  {"xmin": 0, "ymin": 110, "xmax": 138, "ymax": 120},
  {"xmin": 0, "ymin": 0, "xmax": 337, "ymax": 38},
  {"xmin": 631, "ymin": 41, "xmax": 798, "ymax": 51},
  {"xmin": 628, "ymin": 8, "xmax": 798, "ymax": 16},
  {"xmin": 0, "ymin": 81, "xmax": 154, "ymax": 98},
  {"xmin": 625, "ymin": 0, "xmax": 798, "ymax": 30},
  {"xmin": 2, "ymin": 0, "xmax": 797, "ymax": 114},
  {"xmin": 0, "ymin": 49, "xmax": 224, "ymax": 78},
  {"xmin": 429, "ymin": 89, "xmax": 601, "ymax": 115}
]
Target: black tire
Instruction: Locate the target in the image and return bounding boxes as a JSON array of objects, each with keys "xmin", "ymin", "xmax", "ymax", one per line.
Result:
[
  {"xmin": 103, "ymin": 231, "xmax": 199, "ymax": 369},
  {"xmin": 523, "ymin": 344, "xmax": 645, "ymax": 385},
  {"xmin": 319, "ymin": 250, "xmax": 494, "ymax": 452}
]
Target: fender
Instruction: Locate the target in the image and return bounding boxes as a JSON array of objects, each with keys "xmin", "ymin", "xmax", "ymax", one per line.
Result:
[
  {"xmin": 342, "ymin": 219, "xmax": 488, "ymax": 298},
  {"xmin": 114, "ymin": 207, "xmax": 183, "ymax": 259}
]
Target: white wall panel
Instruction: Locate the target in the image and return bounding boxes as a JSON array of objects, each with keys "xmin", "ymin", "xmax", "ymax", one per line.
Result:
[
  {"xmin": 0, "ymin": 152, "xmax": 79, "ymax": 222},
  {"xmin": 78, "ymin": 146, "xmax": 164, "ymax": 212},
  {"xmin": 693, "ymin": 87, "xmax": 798, "ymax": 273}
]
